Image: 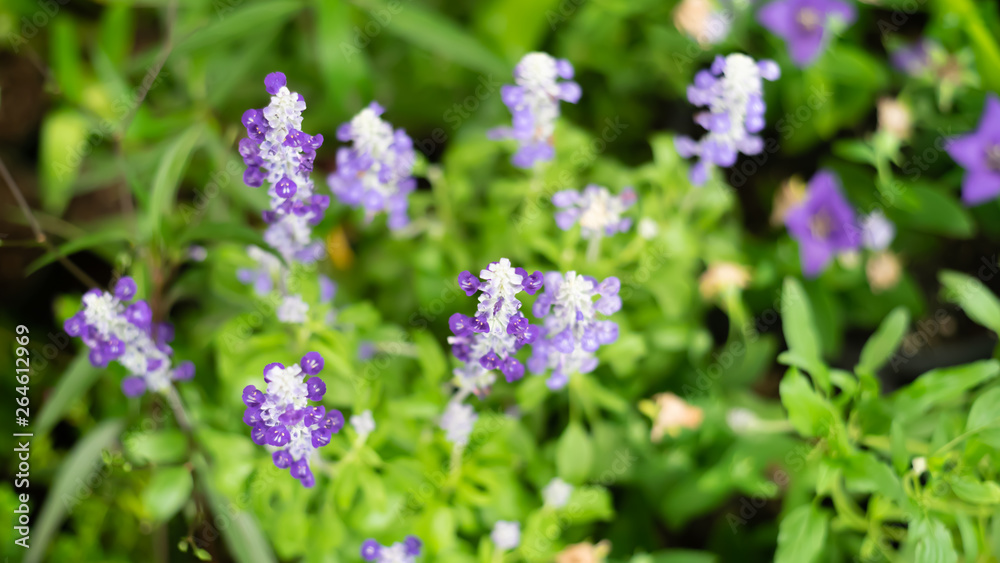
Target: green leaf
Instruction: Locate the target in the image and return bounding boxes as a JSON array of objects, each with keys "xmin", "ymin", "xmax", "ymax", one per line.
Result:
[
  {"xmin": 564, "ymin": 486, "xmax": 614, "ymax": 523},
  {"xmin": 414, "ymin": 331, "xmax": 447, "ymax": 384},
  {"xmin": 774, "ymin": 504, "xmax": 829, "ymax": 563},
  {"xmin": 354, "ymin": 0, "xmax": 507, "ymax": 76},
  {"xmin": 312, "ymin": 0, "xmax": 371, "ymax": 112},
  {"xmin": 856, "ymin": 307, "xmax": 910, "ymax": 375},
  {"xmin": 39, "ymin": 109, "xmax": 90, "ymax": 215},
  {"xmin": 148, "ymin": 125, "xmax": 202, "ymax": 241},
  {"xmin": 966, "ymin": 387, "xmax": 1000, "ymax": 448},
  {"xmin": 832, "ymin": 140, "xmax": 876, "ymax": 165},
  {"xmin": 177, "ymin": 221, "xmax": 269, "ymax": 249},
  {"xmin": 143, "ymin": 466, "xmax": 193, "ymax": 522},
  {"xmin": 940, "ymin": 270, "xmax": 1000, "ymax": 334},
  {"xmin": 174, "ymin": 0, "xmax": 304, "ymax": 55},
  {"xmin": 124, "ymin": 429, "xmax": 190, "ymax": 465},
  {"xmin": 948, "ymin": 476, "xmax": 1000, "ymax": 505},
  {"xmin": 779, "ymin": 368, "xmax": 840, "ymax": 441},
  {"xmin": 50, "ymin": 19, "xmax": 84, "ymax": 104},
  {"xmin": 780, "ymin": 278, "xmax": 829, "ymax": 392},
  {"xmin": 97, "ymin": 4, "xmax": 134, "ymax": 68},
  {"xmin": 893, "ymin": 360, "xmax": 1000, "ymax": 421},
  {"xmin": 34, "ymin": 354, "xmax": 102, "ymax": 439},
  {"xmin": 842, "ymin": 452, "xmax": 906, "ymax": 506},
  {"xmin": 25, "ymin": 224, "xmax": 132, "ymax": 276},
  {"xmin": 943, "ymin": 0, "xmax": 1000, "ymax": 93},
  {"xmin": 192, "ymin": 456, "xmax": 276, "ymax": 563},
  {"xmin": 556, "ymin": 422, "xmax": 593, "ymax": 485},
  {"xmin": 643, "ymin": 550, "xmax": 717, "ymax": 563},
  {"xmin": 912, "ymin": 517, "xmax": 958, "ymax": 563},
  {"xmin": 25, "ymin": 419, "xmax": 124, "ymax": 563},
  {"xmin": 896, "ymin": 185, "xmax": 974, "ymax": 238}
]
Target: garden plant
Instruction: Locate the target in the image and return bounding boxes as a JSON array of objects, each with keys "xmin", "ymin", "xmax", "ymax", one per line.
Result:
[{"xmin": 2, "ymin": 0, "xmax": 1000, "ymax": 562}]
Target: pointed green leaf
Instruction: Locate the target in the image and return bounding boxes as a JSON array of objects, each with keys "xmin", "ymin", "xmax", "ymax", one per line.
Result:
[{"xmin": 856, "ymin": 307, "xmax": 910, "ymax": 375}]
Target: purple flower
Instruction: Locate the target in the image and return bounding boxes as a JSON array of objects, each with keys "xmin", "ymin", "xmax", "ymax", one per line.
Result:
[
  {"xmin": 447, "ymin": 259, "xmax": 543, "ymax": 393},
  {"xmin": 946, "ymin": 94, "xmax": 1000, "ymax": 206},
  {"xmin": 891, "ymin": 39, "xmax": 934, "ymax": 77},
  {"xmin": 489, "ymin": 52, "xmax": 580, "ymax": 169},
  {"xmin": 553, "ymin": 185, "xmax": 636, "ymax": 240},
  {"xmin": 327, "ymin": 102, "xmax": 416, "ymax": 230},
  {"xmin": 242, "ymin": 352, "xmax": 344, "ymax": 487},
  {"xmin": 361, "ymin": 537, "xmax": 422, "ymax": 562},
  {"xmin": 784, "ymin": 170, "xmax": 860, "ymax": 277},
  {"xmin": 65, "ymin": 276, "xmax": 194, "ymax": 395},
  {"xmin": 239, "ymin": 72, "xmax": 327, "ymax": 321},
  {"xmin": 675, "ymin": 54, "xmax": 779, "ymax": 186},
  {"xmin": 528, "ymin": 272, "xmax": 620, "ymax": 390},
  {"xmin": 757, "ymin": 0, "xmax": 856, "ymax": 67},
  {"xmin": 114, "ymin": 277, "xmax": 137, "ymax": 300}
]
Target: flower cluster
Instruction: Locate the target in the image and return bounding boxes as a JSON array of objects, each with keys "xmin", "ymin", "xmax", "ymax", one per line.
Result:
[
  {"xmin": 757, "ymin": 0, "xmax": 856, "ymax": 67},
  {"xmin": 553, "ymin": 185, "xmax": 636, "ymax": 240},
  {"xmin": 447, "ymin": 259, "xmax": 544, "ymax": 391},
  {"xmin": 240, "ymin": 72, "xmax": 328, "ymax": 263},
  {"xmin": 64, "ymin": 277, "xmax": 194, "ymax": 396},
  {"xmin": 528, "ymin": 272, "xmax": 621, "ymax": 390},
  {"xmin": 361, "ymin": 536, "xmax": 422, "ymax": 562},
  {"xmin": 675, "ymin": 53, "xmax": 780, "ymax": 185},
  {"xmin": 239, "ymin": 72, "xmax": 329, "ymax": 322},
  {"xmin": 327, "ymin": 102, "xmax": 417, "ymax": 230},
  {"xmin": 241, "ymin": 352, "xmax": 344, "ymax": 487},
  {"xmin": 489, "ymin": 52, "xmax": 581, "ymax": 169}
]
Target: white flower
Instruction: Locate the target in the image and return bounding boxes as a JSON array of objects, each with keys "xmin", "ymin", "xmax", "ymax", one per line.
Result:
[
  {"xmin": 725, "ymin": 407, "xmax": 761, "ymax": 433},
  {"xmin": 277, "ymin": 295, "xmax": 309, "ymax": 324},
  {"xmin": 351, "ymin": 409, "xmax": 376, "ymax": 437},
  {"xmin": 861, "ymin": 210, "xmax": 895, "ymax": 251},
  {"xmin": 350, "ymin": 107, "xmax": 395, "ymax": 159},
  {"xmin": 375, "ymin": 543, "xmax": 413, "ymax": 563},
  {"xmin": 542, "ymin": 477, "xmax": 573, "ymax": 509},
  {"xmin": 187, "ymin": 245, "xmax": 207, "ymax": 262},
  {"xmin": 263, "ymin": 364, "xmax": 308, "ymax": 412},
  {"xmin": 638, "ymin": 218, "xmax": 659, "ymax": 240},
  {"xmin": 491, "ymin": 520, "xmax": 521, "ymax": 550},
  {"xmin": 440, "ymin": 402, "xmax": 478, "ymax": 445}
]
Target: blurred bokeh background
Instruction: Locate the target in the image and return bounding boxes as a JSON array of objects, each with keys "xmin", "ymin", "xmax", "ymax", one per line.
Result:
[{"xmin": 2, "ymin": 0, "xmax": 1000, "ymax": 561}]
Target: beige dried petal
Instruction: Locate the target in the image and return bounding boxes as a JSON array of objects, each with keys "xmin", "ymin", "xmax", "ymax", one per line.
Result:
[
  {"xmin": 556, "ymin": 540, "xmax": 611, "ymax": 563},
  {"xmin": 877, "ymin": 98, "xmax": 912, "ymax": 141},
  {"xmin": 651, "ymin": 393, "xmax": 704, "ymax": 442},
  {"xmin": 771, "ymin": 176, "xmax": 806, "ymax": 227},
  {"xmin": 699, "ymin": 262, "xmax": 751, "ymax": 301},
  {"xmin": 866, "ymin": 251, "xmax": 902, "ymax": 293}
]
